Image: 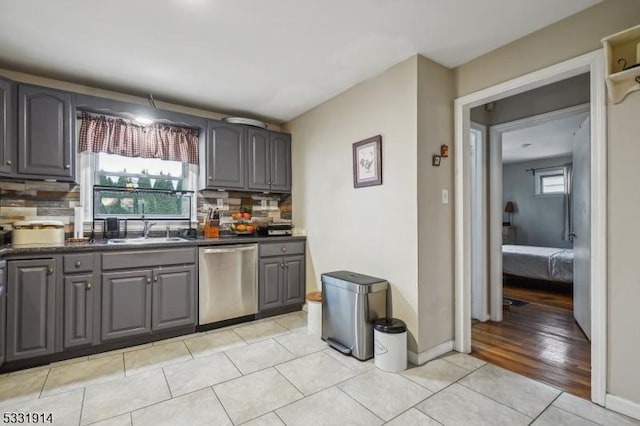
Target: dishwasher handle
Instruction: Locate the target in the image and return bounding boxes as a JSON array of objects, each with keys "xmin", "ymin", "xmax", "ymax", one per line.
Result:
[{"xmin": 201, "ymin": 246, "xmax": 256, "ymax": 254}]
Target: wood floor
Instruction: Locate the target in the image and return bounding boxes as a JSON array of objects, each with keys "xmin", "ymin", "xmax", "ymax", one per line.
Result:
[{"xmin": 471, "ymin": 282, "xmax": 591, "ymax": 399}]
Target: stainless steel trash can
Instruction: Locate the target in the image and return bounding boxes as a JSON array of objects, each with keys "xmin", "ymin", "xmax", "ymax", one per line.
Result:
[{"xmin": 321, "ymin": 271, "xmax": 388, "ymax": 361}]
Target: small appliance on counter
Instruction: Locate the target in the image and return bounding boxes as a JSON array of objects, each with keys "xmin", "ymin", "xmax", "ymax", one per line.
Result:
[
  {"xmin": 103, "ymin": 217, "xmax": 120, "ymax": 240},
  {"xmin": 12, "ymin": 220, "xmax": 65, "ymax": 247},
  {"xmin": 267, "ymin": 219, "xmax": 293, "ymax": 236}
]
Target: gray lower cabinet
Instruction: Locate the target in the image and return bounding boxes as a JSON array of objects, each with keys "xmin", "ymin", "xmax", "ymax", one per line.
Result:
[
  {"xmin": 258, "ymin": 242, "xmax": 305, "ymax": 311},
  {"xmin": 63, "ymin": 274, "xmax": 94, "ymax": 349},
  {"xmin": 0, "ymin": 261, "xmax": 6, "ymax": 367},
  {"xmin": 6, "ymin": 259, "xmax": 56, "ymax": 362},
  {"xmin": 152, "ymin": 265, "xmax": 196, "ymax": 331},
  {"xmin": 101, "ymin": 269, "xmax": 152, "ymax": 341}
]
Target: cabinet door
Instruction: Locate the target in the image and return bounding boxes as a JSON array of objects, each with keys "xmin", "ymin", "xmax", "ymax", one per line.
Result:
[
  {"xmin": 283, "ymin": 255, "xmax": 305, "ymax": 306},
  {"xmin": 0, "ymin": 265, "xmax": 6, "ymax": 367},
  {"xmin": 270, "ymin": 132, "xmax": 291, "ymax": 192},
  {"xmin": 247, "ymin": 127, "xmax": 271, "ymax": 190},
  {"xmin": 206, "ymin": 120, "xmax": 245, "ymax": 189},
  {"xmin": 18, "ymin": 84, "xmax": 74, "ymax": 180},
  {"xmin": 101, "ymin": 270, "xmax": 152, "ymax": 341},
  {"xmin": 6, "ymin": 259, "xmax": 56, "ymax": 361},
  {"xmin": 152, "ymin": 265, "xmax": 196, "ymax": 331},
  {"xmin": 0, "ymin": 78, "xmax": 15, "ymax": 176},
  {"xmin": 63, "ymin": 274, "xmax": 94, "ymax": 349},
  {"xmin": 259, "ymin": 258, "xmax": 283, "ymax": 311}
]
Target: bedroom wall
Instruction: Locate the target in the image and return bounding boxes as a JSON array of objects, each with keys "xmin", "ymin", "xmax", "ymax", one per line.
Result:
[
  {"xmin": 502, "ymin": 156, "xmax": 573, "ymax": 248},
  {"xmin": 454, "ymin": 0, "xmax": 640, "ymax": 410}
]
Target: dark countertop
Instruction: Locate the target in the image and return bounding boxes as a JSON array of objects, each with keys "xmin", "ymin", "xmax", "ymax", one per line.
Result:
[{"xmin": 0, "ymin": 235, "xmax": 306, "ymax": 257}]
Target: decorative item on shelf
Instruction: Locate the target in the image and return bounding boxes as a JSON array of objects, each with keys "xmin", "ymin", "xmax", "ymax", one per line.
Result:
[
  {"xmin": 504, "ymin": 201, "xmax": 515, "ymax": 226},
  {"xmin": 602, "ymin": 24, "xmax": 640, "ymax": 103},
  {"xmin": 353, "ymin": 135, "xmax": 382, "ymax": 188},
  {"xmin": 432, "ymin": 155, "xmax": 441, "ymax": 167}
]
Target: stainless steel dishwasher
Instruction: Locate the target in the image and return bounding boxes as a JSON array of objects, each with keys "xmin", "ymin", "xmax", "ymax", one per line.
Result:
[{"xmin": 198, "ymin": 244, "xmax": 258, "ymax": 326}]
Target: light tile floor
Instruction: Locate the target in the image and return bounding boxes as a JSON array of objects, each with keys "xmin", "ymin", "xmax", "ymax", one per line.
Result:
[{"xmin": 0, "ymin": 311, "xmax": 638, "ymax": 426}]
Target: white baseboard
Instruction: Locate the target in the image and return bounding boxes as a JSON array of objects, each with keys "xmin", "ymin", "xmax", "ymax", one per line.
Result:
[
  {"xmin": 606, "ymin": 393, "xmax": 640, "ymax": 420},
  {"xmin": 408, "ymin": 340, "xmax": 454, "ymax": 365}
]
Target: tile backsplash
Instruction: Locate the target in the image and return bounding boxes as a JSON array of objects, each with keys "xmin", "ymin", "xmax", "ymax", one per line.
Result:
[
  {"xmin": 1, "ymin": 179, "xmax": 292, "ymax": 236},
  {"xmin": 0, "ymin": 179, "xmax": 80, "ymax": 233}
]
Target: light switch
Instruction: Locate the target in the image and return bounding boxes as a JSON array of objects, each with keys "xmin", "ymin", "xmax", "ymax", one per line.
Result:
[{"xmin": 442, "ymin": 189, "xmax": 449, "ymax": 204}]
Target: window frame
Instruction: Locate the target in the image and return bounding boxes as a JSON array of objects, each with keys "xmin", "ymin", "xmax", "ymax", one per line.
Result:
[{"xmin": 534, "ymin": 167, "xmax": 567, "ymax": 196}]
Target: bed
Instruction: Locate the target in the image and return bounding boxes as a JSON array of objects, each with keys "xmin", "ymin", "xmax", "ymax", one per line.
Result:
[{"xmin": 502, "ymin": 244, "xmax": 573, "ymax": 283}]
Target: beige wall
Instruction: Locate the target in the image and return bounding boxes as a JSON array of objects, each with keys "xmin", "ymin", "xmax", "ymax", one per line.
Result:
[
  {"xmin": 285, "ymin": 56, "xmax": 421, "ymax": 351},
  {"xmin": 454, "ymin": 0, "xmax": 640, "ymax": 98},
  {"xmin": 416, "ymin": 56, "xmax": 454, "ymax": 352},
  {"xmin": 453, "ymin": 0, "xmax": 640, "ymax": 406},
  {"xmin": 0, "ymin": 68, "xmax": 281, "ymax": 131}
]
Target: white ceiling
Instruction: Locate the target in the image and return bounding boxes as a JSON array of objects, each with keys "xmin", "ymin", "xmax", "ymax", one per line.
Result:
[
  {"xmin": 0, "ymin": 0, "xmax": 600, "ymax": 123},
  {"xmin": 502, "ymin": 112, "xmax": 590, "ymax": 164}
]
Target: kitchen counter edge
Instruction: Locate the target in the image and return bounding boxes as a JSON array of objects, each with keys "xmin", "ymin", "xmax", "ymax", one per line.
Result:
[{"xmin": 0, "ymin": 235, "xmax": 307, "ymax": 256}]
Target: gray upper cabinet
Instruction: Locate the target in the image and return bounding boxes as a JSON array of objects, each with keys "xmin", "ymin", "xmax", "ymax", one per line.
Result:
[
  {"xmin": 101, "ymin": 269, "xmax": 152, "ymax": 341},
  {"xmin": 18, "ymin": 84, "xmax": 75, "ymax": 181},
  {"xmin": 152, "ymin": 265, "xmax": 196, "ymax": 331},
  {"xmin": 269, "ymin": 132, "xmax": 291, "ymax": 192},
  {"xmin": 247, "ymin": 127, "xmax": 271, "ymax": 191},
  {"xmin": 6, "ymin": 259, "xmax": 56, "ymax": 362},
  {"xmin": 247, "ymin": 129, "xmax": 292, "ymax": 193},
  {"xmin": 63, "ymin": 274, "xmax": 94, "ymax": 349},
  {"xmin": 0, "ymin": 78, "xmax": 15, "ymax": 176},
  {"xmin": 205, "ymin": 120, "xmax": 245, "ymax": 189}
]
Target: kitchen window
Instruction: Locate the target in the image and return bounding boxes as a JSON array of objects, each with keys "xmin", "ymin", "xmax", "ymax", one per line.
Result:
[{"xmin": 78, "ymin": 113, "xmax": 199, "ymax": 222}]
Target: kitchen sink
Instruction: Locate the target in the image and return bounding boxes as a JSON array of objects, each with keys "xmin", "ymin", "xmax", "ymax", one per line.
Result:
[{"xmin": 106, "ymin": 237, "xmax": 188, "ymax": 245}]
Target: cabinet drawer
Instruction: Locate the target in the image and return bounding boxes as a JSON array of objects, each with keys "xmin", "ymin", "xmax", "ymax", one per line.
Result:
[
  {"xmin": 259, "ymin": 241, "xmax": 304, "ymax": 257},
  {"xmin": 102, "ymin": 248, "xmax": 196, "ymax": 270},
  {"xmin": 64, "ymin": 254, "xmax": 94, "ymax": 273}
]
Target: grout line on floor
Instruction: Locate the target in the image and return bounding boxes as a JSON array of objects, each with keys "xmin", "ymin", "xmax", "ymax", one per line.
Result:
[
  {"xmin": 456, "ymin": 380, "xmax": 537, "ymax": 420},
  {"xmin": 77, "ymin": 387, "xmax": 85, "ymax": 426},
  {"xmin": 37, "ymin": 366, "xmax": 52, "ymax": 399},
  {"xmin": 333, "ymin": 384, "xmax": 385, "ymax": 423},
  {"xmin": 161, "ymin": 367, "xmax": 173, "ymax": 399},
  {"xmin": 209, "ymin": 386, "xmax": 234, "ymax": 425},
  {"xmin": 528, "ymin": 392, "xmax": 563, "ymax": 425}
]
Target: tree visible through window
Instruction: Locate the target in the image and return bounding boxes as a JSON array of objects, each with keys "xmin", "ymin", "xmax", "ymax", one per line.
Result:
[{"xmin": 94, "ymin": 153, "xmax": 190, "ymax": 218}]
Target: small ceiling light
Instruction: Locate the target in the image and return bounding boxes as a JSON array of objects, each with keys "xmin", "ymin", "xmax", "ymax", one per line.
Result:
[{"xmin": 135, "ymin": 116, "xmax": 154, "ymax": 126}]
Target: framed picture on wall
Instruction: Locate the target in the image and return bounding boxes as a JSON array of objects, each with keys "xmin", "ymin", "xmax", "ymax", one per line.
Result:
[{"xmin": 353, "ymin": 135, "xmax": 382, "ymax": 188}]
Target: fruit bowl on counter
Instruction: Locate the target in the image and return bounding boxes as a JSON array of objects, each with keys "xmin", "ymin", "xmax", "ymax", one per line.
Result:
[{"xmin": 228, "ymin": 212, "xmax": 256, "ymax": 235}]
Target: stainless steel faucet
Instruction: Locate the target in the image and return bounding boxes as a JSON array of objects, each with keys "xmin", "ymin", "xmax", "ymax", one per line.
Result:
[{"xmin": 143, "ymin": 220, "xmax": 156, "ymax": 238}]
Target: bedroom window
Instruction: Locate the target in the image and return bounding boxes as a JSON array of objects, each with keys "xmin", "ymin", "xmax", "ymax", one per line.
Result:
[{"xmin": 535, "ymin": 168, "xmax": 567, "ymax": 195}]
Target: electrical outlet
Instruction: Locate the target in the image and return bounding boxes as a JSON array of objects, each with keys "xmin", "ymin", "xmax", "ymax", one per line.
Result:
[
  {"xmin": 260, "ymin": 200, "xmax": 267, "ymax": 209},
  {"xmin": 442, "ymin": 189, "xmax": 449, "ymax": 204}
]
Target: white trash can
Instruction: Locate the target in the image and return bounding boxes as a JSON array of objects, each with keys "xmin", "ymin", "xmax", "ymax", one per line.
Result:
[
  {"xmin": 307, "ymin": 291, "xmax": 322, "ymax": 335},
  {"xmin": 373, "ymin": 318, "xmax": 407, "ymax": 372}
]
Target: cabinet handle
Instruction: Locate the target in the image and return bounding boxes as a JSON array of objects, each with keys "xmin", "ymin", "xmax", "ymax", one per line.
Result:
[
  {"xmin": 208, "ymin": 176, "xmax": 212, "ymax": 180},
  {"xmin": 284, "ymin": 263, "xmax": 289, "ymax": 268},
  {"xmin": 281, "ymin": 247, "xmax": 286, "ymax": 253},
  {"xmin": 146, "ymin": 277, "xmax": 151, "ymax": 284},
  {"xmin": 47, "ymin": 267, "xmax": 54, "ymax": 275},
  {"xmin": 86, "ymin": 282, "xmax": 92, "ymax": 289},
  {"xmin": 280, "ymin": 263, "xmax": 285, "ymax": 268},
  {"xmin": 75, "ymin": 260, "xmax": 81, "ymax": 268},
  {"xmin": 154, "ymin": 276, "xmax": 158, "ymax": 282},
  {"xmin": 6, "ymin": 160, "xmax": 11, "ymax": 165},
  {"xmin": 65, "ymin": 164, "xmax": 70, "ymax": 169}
]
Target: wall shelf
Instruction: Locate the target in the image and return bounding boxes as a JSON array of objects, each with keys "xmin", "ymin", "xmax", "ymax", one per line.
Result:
[{"xmin": 602, "ymin": 24, "xmax": 640, "ymax": 104}]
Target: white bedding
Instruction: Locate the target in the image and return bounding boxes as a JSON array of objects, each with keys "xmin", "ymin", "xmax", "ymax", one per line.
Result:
[{"xmin": 502, "ymin": 244, "xmax": 573, "ymax": 283}]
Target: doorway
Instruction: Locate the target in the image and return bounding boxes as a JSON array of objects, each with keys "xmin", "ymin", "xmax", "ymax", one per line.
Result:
[
  {"xmin": 470, "ymin": 102, "xmax": 592, "ymax": 398},
  {"xmin": 454, "ymin": 50, "xmax": 607, "ymax": 404}
]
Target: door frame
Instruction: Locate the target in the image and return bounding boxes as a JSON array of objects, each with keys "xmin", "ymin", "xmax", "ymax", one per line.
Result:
[
  {"xmin": 453, "ymin": 49, "xmax": 607, "ymax": 404},
  {"xmin": 487, "ymin": 103, "xmax": 590, "ymax": 321}
]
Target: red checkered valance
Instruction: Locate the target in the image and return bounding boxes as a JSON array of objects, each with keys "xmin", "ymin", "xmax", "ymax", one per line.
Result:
[{"xmin": 79, "ymin": 114, "xmax": 199, "ymax": 165}]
